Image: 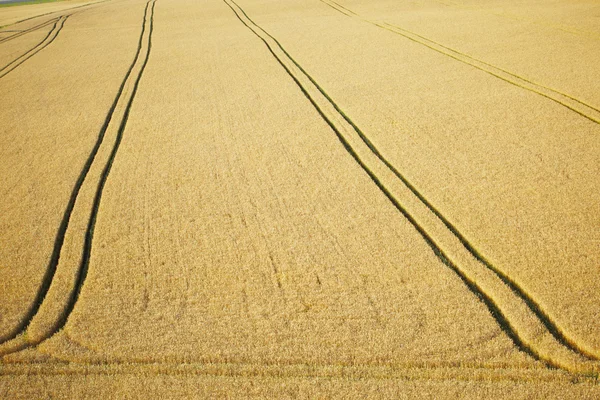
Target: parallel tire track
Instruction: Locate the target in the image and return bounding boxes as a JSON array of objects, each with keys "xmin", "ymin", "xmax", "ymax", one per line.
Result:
[
  {"xmin": 0, "ymin": 0, "xmax": 110, "ymax": 31},
  {"xmin": 0, "ymin": 16, "xmax": 67, "ymax": 79},
  {"xmin": 0, "ymin": 0, "xmax": 156, "ymax": 355},
  {"xmin": 320, "ymin": 0, "xmax": 600, "ymax": 126},
  {"xmin": 56, "ymin": 0, "xmax": 156, "ymax": 334},
  {"xmin": 320, "ymin": 0, "xmax": 600, "ymax": 361},
  {"xmin": 0, "ymin": 18, "xmax": 57, "ymax": 44},
  {"xmin": 435, "ymin": 0, "xmax": 600, "ymax": 42},
  {"xmin": 223, "ymin": 0, "xmax": 599, "ymax": 376}
]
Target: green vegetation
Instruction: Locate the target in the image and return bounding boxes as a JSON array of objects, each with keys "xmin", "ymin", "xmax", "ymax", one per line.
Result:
[{"xmin": 0, "ymin": 0, "xmax": 64, "ymax": 9}]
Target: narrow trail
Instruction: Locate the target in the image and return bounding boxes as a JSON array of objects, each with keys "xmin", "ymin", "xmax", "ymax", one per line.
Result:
[
  {"xmin": 0, "ymin": 15, "xmax": 67, "ymax": 79},
  {"xmin": 0, "ymin": 0, "xmax": 157, "ymax": 356},
  {"xmin": 222, "ymin": 0, "xmax": 599, "ymax": 376},
  {"xmin": 320, "ymin": 0, "xmax": 600, "ymax": 126}
]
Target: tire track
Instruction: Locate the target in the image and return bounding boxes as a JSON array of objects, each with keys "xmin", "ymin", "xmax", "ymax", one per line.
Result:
[
  {"xmin": 0, "ymin": 0, "xmax": 110, "ymax": 31},
  {"xmin": 0, "ymin": 359, "xmax": 585, "ymax": 383},
  {"xmin": 0, "ymin": 17, "xmax": 57, "ymax": 44},
  {"xmin": 320, "ymin": 0, "xmax": 600, "ymax": 126},
  {"xmin": 0, "ymin": 15, "xmax": 67, "ymax": 79},
  {"xmin": 55, "ymin": 0, "xmax": 156, "ymax": 335},
  {"xmin": 435, "ymin": 0, "xmax": 600, "ymax": 42},
  {"xmin": 0, "ymin": 0, "xmax": 156, "ymax": 356},
  {"xmin": 320, "ymin": 0, "xmax": 600, "ymax": 361},
  {"xmin": 223, "ymin": 0, "xmax": 599, "ymax": 376}
]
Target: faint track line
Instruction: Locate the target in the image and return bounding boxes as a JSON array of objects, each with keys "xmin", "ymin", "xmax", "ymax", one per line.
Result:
[
  {"xmin": 0, "ymin": 359, "xmax": 590, "ymax": 383},
  {"xmin": 327, "ymin": 0, "xmax": 356, "ymax": 16},
  {"xmin": 223, "ymin": 0, "xmax": 599, "ymax": 376},
  {"xmin": 0, "ymin": 0, "xmax": 110, "ymax": 31},
  {"xmin": 435, "ymin": 0, "xmax": 600, "ymax": 42},
  {"xmin": 0, "ymin": 15, "xmax": 67, "ymax": 79},
  {"xmin": 320, "ymin": 0, "xmax": 600, "ymax": 126},
  {"xmin": 0, "ymin": 17, "xmax": 57, "ymax": 44},
  {"xmin": 0, "ymin": 0, "xmax": 156, "ymax": 355}
]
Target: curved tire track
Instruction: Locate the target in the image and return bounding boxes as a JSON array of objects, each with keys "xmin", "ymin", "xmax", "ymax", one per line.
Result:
[
  {"xmin": 0, "ymin": 0, "xmax": 156, "ymax": 356},
  {"xmin": 0, "ymin": 18, "xmax": 57, "ymax": 44},
  {"xmin": 435, "ymin": 0, "xmax": 600, "ymax": 42},
  {"xmin": 0, "ymin": 15, "xmax": 67, "ymax": 79},
  {"xmin": 0, "ymin": 0, "xmax": 110, "ymax": 31},
  {"xmin": 223, "ymin": 0, "xmax": 599, "ymax": 376},
  {"xmin": 320, "ymin": 0, "xmax": 600, "ymax": 126}
]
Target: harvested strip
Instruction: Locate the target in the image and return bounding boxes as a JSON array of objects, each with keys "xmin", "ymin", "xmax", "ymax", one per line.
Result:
[
  {"xmin": 1, "ymin": 371, "xmax": 600, "ymax": 399},
  {"xmin": 0, "ymin": 359, "xmax": 585, "ymax": 383}
]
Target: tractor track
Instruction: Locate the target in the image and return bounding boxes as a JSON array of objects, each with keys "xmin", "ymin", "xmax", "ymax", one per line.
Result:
[
  {"xmin": 318, "ymin": 0, "xmax": 600, "ymax": 362},
  {"xmin": 0, "ymin": 15, "xmax": 67, "ymax": 79},
  {"xmin": 223, "ymin": 0, "xmax": 599, "ymax": 376},
  {"xmin": 0, "ymin": 17, "xmax": 57, "ymax": 44},
  {"xmin": 0, "ymin": 0, "xmax": 156, "ymax": 356},
  {"xmin": 0, "ymin": 357, "xmax": 590, "ymax": 383},
  {"xmin": 0, "ymin": 0, "xmax": 110, "ymax": 31}
]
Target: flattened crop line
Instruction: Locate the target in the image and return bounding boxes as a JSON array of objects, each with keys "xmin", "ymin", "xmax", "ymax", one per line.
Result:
[
  {"xmin": 0, "ymin": 0, "xmax": 155, "ymax": 352},
  {"xmin": 320, "ymin": 0, "xmax": 600, "ymax": 126},
  {"xmin": 223, "ymin": 0, "xmax": 600, "ymax": 376},
  {"xmin": 223, "ymin": 0, "xmax": 540, "ymax": 363},
  {"xmin": 0, "ymin": 15, "xmax": 67, "ymax": 79},
  {"xmin": 0, "ymin": 17, "xmax": 57, "ymax": 43},
  {"xmin": 55, "ymin": 0, "xmax": 157, "ymax": 334},
  {"xmin": 328, "ymin": 0, "xmax": 356, "ymax": 16},
  {"xmin": 0, "ymin": 360, "xmax": 589, "ymax": 383},
  {"xmin": 436, "ymin": 0, "xmax": 600, "ymax": 42},
  {"xmin": 320, "ymin": 0, "xmax": 352, "ymax": 17},
  {"xmin": 320, "ymin": 0, "xmax": 600, "ymax": 360},
  {"xmin": 249, "ymin": 0, "xmax": 600, "ymax": 366}
]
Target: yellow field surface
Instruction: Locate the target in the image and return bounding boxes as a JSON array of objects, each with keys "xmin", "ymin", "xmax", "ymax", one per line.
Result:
[{"xmin": 1, "ymin": 0, "xmax": 599, "ymax": 397}]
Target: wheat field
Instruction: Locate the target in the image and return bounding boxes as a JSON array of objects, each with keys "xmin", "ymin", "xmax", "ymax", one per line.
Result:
[{"xmin": 1, "ymin": 0, "xmax": 599, "ymax": 397}]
